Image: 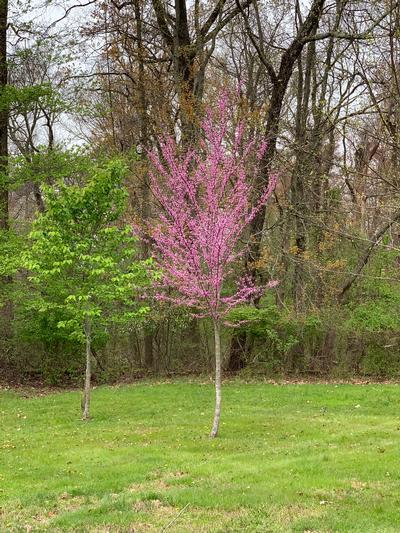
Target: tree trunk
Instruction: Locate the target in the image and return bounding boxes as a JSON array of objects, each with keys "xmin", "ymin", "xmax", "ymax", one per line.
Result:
[
  {"xmin": 134, "ymin": 0, "xmax": 157, "ymax": 372},
  {"xmin": 144, "ymin": 331, "xmax": 154, "ymax": 370},
  {"xmin": 227, "ymin": 331, "xmax": 246, "ymax": 371},
  {"xmin": 82, "ymin": 317, "xmax": 92, "ymax": 420},
  {"xmin": 0, "ymin": 0, "xmax": 8, "ymax": 230},
  {"xmin": 0, "ymin": 0, "xmax": 11, "ymax": 339},
  {"xmin": 291, "ymin": 39, "xmax": 315, "ymax": 313},
  {"xmin": 210, "ymin": 318, "xmax": 222, "ymax": 438}
]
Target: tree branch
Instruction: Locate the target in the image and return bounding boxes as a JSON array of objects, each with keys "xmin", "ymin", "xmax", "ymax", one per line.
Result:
[
  {"xmin": 234, "ymin": 0, "xmax": 277, "ymax": 83},
  {"xmin": 151, "ymin": 0, "xmax": 174, "ymax": 48},
  {"xmin": 339, "ymin": 208, "xmax": 400, "ymax": 300}
]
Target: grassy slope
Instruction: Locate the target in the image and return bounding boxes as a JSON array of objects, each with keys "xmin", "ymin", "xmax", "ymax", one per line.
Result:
[{"xmin": 1, "ymin": 381, "xmax": 400, "ymax": 532}]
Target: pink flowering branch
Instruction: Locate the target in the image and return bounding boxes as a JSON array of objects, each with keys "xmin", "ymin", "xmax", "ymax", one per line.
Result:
[{"xmin": 147, "ymin": 93, "xmax": 277, "ymax": 320}]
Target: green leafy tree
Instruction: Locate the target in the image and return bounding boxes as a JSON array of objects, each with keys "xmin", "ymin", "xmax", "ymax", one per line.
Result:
[{"xmin": 24, "ymin": 160, "xmax": 152, "ymax": 419}]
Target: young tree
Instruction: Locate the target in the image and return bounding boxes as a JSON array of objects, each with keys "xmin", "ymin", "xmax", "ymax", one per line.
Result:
[
  {"xmin": 24, "ymin": 160, "xmax": 152, "ymax": 419},
  {"xmin": 148, "ymin": 94, "xmax": 277, "ymax": 437}
]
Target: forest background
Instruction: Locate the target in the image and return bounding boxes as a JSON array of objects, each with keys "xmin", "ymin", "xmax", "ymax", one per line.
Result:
[{"xmin": 1, "ymin": 0, "xmax": 400, "ymax": 385}]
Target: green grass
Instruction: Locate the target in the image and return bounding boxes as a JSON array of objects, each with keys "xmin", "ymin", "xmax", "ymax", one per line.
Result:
[{"xmin": 1, "ymin": 381, "xmax": 400, "ymax": 532}]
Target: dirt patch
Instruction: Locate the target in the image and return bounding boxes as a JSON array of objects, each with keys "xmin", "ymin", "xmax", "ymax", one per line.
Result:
[
  {"xmin": 129, "ymin": 501, "xmax": 249, "ymax": 533},
  {"xmin": 57, "ymin": 492, "xmax": 86, "ymax": 512},
  {"xmin": 128, "ymin": 479, "xmax": 169, "ymax": 494},
  {"xmin": 129, "ymin": 470, "xmax": 191, "ymax": 494},
  {"xmin": 272, "ymin": 503, "xmax": 326, "ymax": 527},
  {"xmin": 350, "ymin": 480, "xmax": 368, "ymax": 490}
]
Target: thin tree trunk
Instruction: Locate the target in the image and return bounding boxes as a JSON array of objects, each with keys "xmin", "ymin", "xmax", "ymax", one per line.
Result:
[
  {"xmin": 33, "ymin": 182, "xmax": 45, "ymax": 213},
  {"xmin": 227, "ymin": 332, "xmax": 246, "ymax": 371},
  {"xmin": 144, "ymin": 332, "xmax": 154, "ymax": 370},
  {"xmin": 82, "ymin": 317, "xmax": 92, "ymax": 420},
  {"xmin": 210, "ymin": 318, "xmax": 222, "ymax": 438},
  {"xmin": 135, "ymin": 0, "xmax": 156, "ymax": 371}
]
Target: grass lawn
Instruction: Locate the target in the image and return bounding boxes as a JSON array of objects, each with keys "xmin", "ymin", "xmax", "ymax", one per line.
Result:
[{"xmin": 1, "ymin": 380, "xmax": 400, "ymax": 532}]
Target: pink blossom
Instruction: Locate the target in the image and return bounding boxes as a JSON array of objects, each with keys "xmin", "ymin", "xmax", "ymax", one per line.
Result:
[{"xmin": 147, "ymin": 93, "xmax": 277, "ymax": 320}]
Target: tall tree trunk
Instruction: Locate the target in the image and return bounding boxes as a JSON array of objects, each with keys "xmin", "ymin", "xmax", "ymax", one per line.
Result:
[
  {"xmin": 245, "ymin": 0, "xmax": 326, "ymax": 271},
  {"xmin": 82, "ymin": 317, "xmax": 92, "ymax": 420},
  {"xmin": 210, "ymin": 318, "xmax": 222, "ymax": 438},
  {"xmin": 135, "ymin": 0, "xmax": 155, "ymax": 370},
  {"xmin": 174, "ymin": 0, "xmax": 196, "ymax": 142},
  {"xmin": 0, "ymin": 0, "xmax": 11, "ymax": 339},
  {"xmin": 0, "ymin": 0, "xmax": 7, "ymax": 230},
  {"xmin": 291, "ymin": 37, "xmax": 316, "ymax": 313}
]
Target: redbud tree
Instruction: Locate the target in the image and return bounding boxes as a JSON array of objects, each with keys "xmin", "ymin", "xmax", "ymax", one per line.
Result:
[{"xmin": 148, "ymin": 94, "xmax": 277, "ymax": 437}]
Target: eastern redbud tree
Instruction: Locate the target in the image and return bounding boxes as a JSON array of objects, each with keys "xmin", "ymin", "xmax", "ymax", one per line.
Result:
[{"xmin": 148, "ymin": 94, "xmax": 277, "ymax": 437}]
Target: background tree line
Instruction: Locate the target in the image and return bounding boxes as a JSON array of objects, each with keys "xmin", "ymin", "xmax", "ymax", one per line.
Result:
[{"xmin": 1, "ymin": 0, "xmax": 400, "ymax": 384}]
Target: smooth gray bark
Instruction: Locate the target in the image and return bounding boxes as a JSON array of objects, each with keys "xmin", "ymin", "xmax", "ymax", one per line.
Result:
[
  {"xmin": 82, "ymin": 317, "xmax": 91, "ymax": 420},
  {"xmin": 210, "ymin": 318, "xmax": 222, "ymax": 438}
]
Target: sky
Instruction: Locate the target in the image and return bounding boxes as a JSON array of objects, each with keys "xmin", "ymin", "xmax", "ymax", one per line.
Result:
[{"xmin": 10, "ymin": 0, "xmax": 99, "ymax": 147}]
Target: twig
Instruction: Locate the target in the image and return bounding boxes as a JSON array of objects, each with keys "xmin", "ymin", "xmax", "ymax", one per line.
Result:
[{"xmin": 160, "ymin": 503, "xmax": 190, "ymax": 532}]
